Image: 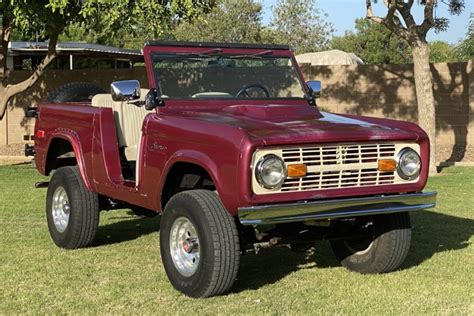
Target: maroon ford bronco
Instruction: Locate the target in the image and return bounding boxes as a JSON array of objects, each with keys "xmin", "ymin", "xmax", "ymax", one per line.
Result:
[{"xmin": 30, "ymin": 41, "xmax": 436, "ymax": 298}]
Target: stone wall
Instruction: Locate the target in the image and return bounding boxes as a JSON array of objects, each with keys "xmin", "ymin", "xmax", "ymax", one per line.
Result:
[
  {"xmin": 0, "ymin": 61, "xmax": 472, "ymax": 164},
  {"xmin": 301, "ymin": 61, "xmax": 473, "ymax": 163}
]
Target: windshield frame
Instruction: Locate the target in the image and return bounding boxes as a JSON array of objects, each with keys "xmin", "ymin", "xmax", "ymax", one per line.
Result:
[{"xmin": 143, "ymin": 44, "xmax": 309, "ymax": 101}]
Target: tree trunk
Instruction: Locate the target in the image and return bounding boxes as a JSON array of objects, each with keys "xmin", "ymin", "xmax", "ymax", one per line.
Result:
[
  {"xmin": 412, "ymin": 41, "xmax": 437, "ymax": 175},
  {"xmin": 0, "ymin": 30, "xmax": 59, "ymax": 120}
]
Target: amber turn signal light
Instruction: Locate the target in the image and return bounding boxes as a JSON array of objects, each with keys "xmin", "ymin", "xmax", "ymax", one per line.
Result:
[
  {"xmin": 287, "ymin": 164, "xmax": 307, "ymax": 177},
  {"xmin": 378, "ymin": 159, "xmax": 397, "ymax": 172}
]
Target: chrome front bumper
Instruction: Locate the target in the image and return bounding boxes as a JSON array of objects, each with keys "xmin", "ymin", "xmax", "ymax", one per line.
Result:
[{"xmin": 238, "ymin": 192, "xmax": 437, "ymax": 226}]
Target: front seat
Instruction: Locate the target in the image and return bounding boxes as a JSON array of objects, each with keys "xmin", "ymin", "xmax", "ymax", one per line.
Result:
[{"xmin": 91, "ymin": 89, "xmax": 151, "ymax": 161}]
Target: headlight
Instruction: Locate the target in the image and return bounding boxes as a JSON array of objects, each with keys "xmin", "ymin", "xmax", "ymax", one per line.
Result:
[
  {"xmin": 397, "ymin": 148, "xmax": 421, "ymax": 180},
  {"xmin": 255, "ymin": 154, "xmax": 286, "ymax": 189}
]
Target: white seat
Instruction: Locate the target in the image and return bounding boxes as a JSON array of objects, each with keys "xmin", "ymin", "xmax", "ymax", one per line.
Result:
[{"xmin": 91, "ymin": 89, "xmax": 150, "ymax": 161}]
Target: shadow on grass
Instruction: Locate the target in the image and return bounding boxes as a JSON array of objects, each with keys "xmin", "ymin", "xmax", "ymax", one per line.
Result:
[
  {"xmin": 93, "ymin": 213, "xmax": 161, "ymax": 247},
  {"xmin": 233, "ymin": 210, "xmax": 473, "ymax": 292},
  {"xmin": 86, "ymin": 209, "xmax": 472, "ymax": 291},
  {"xmin": 402, "ymin": 210, "xmax": 474, "ymax": 269}
]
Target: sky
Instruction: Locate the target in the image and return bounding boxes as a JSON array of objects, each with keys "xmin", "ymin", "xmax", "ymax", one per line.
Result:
[{"xmin": 262, "ymin": 0, "xmax": 473, "ymax": 44}]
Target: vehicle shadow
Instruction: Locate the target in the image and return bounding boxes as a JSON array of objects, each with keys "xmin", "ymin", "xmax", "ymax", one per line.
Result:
[
  {"xmin": 401, "ymin": 210, "xmax": 474, "ymax": 269},
  {"xmin": 92, "ymin": 213, "xmax": 161, "ymax": 247},
  {"xmin": 232, "ymin": 210, "xmax": 473, "ymax": 292}
]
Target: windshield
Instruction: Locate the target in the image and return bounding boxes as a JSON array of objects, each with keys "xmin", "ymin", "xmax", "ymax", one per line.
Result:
[{"xmin": 151, "ymin": 52, "xmax": 307, "ymax": 100}]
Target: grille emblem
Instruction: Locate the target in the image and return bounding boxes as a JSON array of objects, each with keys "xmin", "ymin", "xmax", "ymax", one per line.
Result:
[{"xmin": 336, "ymin": 146, "xmax": 348, "ymax": 164}]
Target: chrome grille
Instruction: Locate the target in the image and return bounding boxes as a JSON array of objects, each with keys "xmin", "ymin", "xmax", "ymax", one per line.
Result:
[{"xmin": 281, "ymin": 143, "xmax": 396, "ymax": 192}]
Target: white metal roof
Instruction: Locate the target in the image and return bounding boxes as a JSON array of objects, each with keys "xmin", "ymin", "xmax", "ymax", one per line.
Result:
[{"xmin": 295, "ymin": 50, "xmax": 364, "ymax": 65}]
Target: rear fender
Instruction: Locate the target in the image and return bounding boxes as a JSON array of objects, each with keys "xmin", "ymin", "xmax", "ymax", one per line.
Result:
[{"xmin": 46, "ymin": 130, "xmax": 92, "ymax": 191}]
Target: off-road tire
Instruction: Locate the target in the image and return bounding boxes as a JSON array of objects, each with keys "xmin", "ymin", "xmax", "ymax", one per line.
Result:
[
  {"xmin": 47, "ymin": 82, "xmax": 105, "ymax": 103},
  {"xmin": 160, "ymin": 190, "xmax": 240, "ymax": 298},
  {"xmin": 46, "ymin": 166, "xmax": 100, "ymax": 249},
  {"xmin": 330, "ymin": 212, "xmax": 411, "ymax": 274}
]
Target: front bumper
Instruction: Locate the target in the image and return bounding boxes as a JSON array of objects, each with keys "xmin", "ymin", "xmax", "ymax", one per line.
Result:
[{"xmin": 238, "ymin": 191, "xmax": 437, "ymax": 225}]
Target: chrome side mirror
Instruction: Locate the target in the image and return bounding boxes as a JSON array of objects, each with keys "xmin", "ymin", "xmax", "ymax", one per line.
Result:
[
  {"xmin": 111, "ymin": 80, "xmax": 141, "ymax": 101},
  {"xmin": 306, "ymin": 80, "xmax": 322, "ymax": 98}
]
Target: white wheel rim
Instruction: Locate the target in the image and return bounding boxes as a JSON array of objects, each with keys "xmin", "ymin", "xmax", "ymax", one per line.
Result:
[
  {"xmin": 52, "ymin": 186, "xmax": 70, "ymax": 233},
  {"xmin": 169, "ymin": 217, "xmax": 200, "ymax": 277}
]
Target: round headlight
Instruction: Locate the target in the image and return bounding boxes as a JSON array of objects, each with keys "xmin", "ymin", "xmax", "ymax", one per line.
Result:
[
  {"xmin": 255, "ymin": 154, "xmax": 287, "ymax": 189},
  {"xmin": 397, "ymin": 148, "xmax": 421, "ymax": 180}
]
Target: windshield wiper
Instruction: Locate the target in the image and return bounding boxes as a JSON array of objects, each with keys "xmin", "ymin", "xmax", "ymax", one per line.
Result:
[
  {"xmin": 230, "ymin": 50, "xmax": 274, "ymax": 59},
  {"xmin": 176, "ymin": 48, "xmax": 223, "ymax": 58}
]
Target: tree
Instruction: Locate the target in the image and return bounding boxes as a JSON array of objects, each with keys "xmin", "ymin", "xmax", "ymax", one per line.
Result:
[
  {"xmin": 0, "ymin": 1, "xmax": 81, "ymax": 120},
  {"xmin": 0, "ymin": 0, "xmax": 215, "ymax": 120},
  {"xmin": 364, "ymin": 0, "xmax": 465, "ymax": 175},
  {"xmin": 429, "ymin": 41, "xmax": 456, "ymax": 63},
  {"xmin": 265, "ymin": 0, "xmax": 334, "ymax": 54},
  {"xmin": 173, "ymin": 0, "xmax": 263, "ymax": 43},
  {"xmin": 455, "ymin": 13, "xmax": 473, "ymax": 61},
  {"xmin": 330, "ymin": 18, "xmax": 412, "ymax": 64}
]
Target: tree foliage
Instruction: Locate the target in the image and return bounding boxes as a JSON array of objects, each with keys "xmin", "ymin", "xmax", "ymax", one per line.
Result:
[
  {"xmin": 429, "ymin": 40, "xmax": 456, "ymax": 63},
  {"xmin": 454, "ymin": 13, "xmax": 473, "ymax": 61},
  {"xmin": 330, "ymin": 19, "xmax": 412, "ymax": 64},
  {"xmin": 265, "ymin": 0, "xmax": 334, "ymax": 53},
  {"xmin": 173, "ymin": 0, "xmax": 263, "ymax": 43},
  {"xmin": 0, "ymin": 0, "xmax": 215, "ymax": 120}
]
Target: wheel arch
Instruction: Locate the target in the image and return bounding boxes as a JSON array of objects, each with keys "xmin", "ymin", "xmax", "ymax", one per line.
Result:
[
  {"xmin": 159, "ymin": 152, "xmax": 223, "ymax": 210},
  {"xmin": 44, "ymin": 133, "xmax": 92, "ymax": 190}
]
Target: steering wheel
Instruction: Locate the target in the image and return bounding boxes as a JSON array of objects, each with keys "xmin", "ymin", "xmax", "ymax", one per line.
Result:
[{"xmin": 236, "ymin": 84, "xmax": 270, "ymax": 98}]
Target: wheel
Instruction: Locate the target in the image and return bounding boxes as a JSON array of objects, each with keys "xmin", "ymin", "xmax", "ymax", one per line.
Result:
[
  {"xmin": 130, "ymin": 206, "xmax": 158, "ymax": 217},
  {"xmin": 160, "ymin": 190, "xmax": 240, "ymax": 298},
  {"xmin": 47, "ymin": 82, "xmax": 105, "ymax": 103},
  {"xmin": 330, "ymin": 212, "xmax": 411, "ymax": 274},
  {"xmin": 46, "ymin": 166, "xmax": 100, "ymax": 249}
]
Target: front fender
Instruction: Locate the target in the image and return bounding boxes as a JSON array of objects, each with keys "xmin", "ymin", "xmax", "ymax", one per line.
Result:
[{"xmin": 159, "ymin": 149, "xmax": 239, "ymax": 215}]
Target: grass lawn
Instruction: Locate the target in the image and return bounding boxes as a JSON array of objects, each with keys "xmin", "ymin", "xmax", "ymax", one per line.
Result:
[{"xmin": 0, "ymin": 164, "xmax": 473, "ymax": 314}]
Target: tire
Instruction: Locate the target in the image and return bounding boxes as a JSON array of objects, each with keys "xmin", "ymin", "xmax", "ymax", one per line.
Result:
[
  {"xmin": 131, "ymin": 206, "xmax": 158, "ymax": 217},
  {"xmin": 46, "ymin": 166, "xmax": 100, "ymax": 249},
  {"xmin": 330, "ymin": 212, "xmax": 411, "ymax": 274},
  {"xmin": 47, "ymin": 82, "xmax": 105, "ymax": 103},
  {"xmin": 160, "ymin": 190, "xmax": 240, "ymax": 298}
]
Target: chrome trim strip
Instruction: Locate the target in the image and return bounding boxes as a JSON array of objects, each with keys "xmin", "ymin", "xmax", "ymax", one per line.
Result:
[{"xmin": 238, "ymin": 191, "xmax": 437, "ymax": 225}]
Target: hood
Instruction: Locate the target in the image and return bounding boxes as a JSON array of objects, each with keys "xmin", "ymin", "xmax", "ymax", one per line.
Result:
[{"xmin": 174, "ymin": 103, "xmax": 420, "ymax": 146}]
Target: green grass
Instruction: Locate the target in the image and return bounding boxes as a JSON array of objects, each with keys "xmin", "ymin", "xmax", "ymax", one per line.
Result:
[{"xmin": 1, "ymin": 164, "xmax": 473, "ymax": 314}]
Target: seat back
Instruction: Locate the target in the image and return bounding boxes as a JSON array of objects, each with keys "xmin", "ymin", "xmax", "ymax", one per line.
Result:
[{"xmin": 91, "ymin": 89, "xmax": 150, "ymax": 160}]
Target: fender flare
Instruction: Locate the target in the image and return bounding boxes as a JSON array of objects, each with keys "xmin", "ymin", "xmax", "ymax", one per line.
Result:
[
  {"xmin": 158, "ymin": 150, "xmax": 223, "ymax": 205},
  {"xmin": 46, "ymin": 129, "xmax": 92, "ymax": 191}
]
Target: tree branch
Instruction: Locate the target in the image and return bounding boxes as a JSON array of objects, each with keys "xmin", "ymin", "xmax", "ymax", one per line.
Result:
[
  {"xmin": 0, "ymin": 29, "xmax": 60, "ymax": 120},
  {"xmin": 366, "ymin": 0, "xmax": 410, "ymax": 41},
  {"xmin": 419, "ymin": 0, "xmax": 435, "ymax": 36},
  {"xmin": 366, "ymin": 0, "xmax": 387, "ymax": 25}
]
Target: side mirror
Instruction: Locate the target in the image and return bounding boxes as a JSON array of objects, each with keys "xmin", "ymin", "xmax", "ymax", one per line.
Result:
[
  {"xmin": 306, "ymin": 80, "xmax": 322, "ymax": 98},
  {"xmin": 111, "ymin": 80, "xmax": 141, "ymax": 101},
  {"xmin": 144, "ymin": 88, "xmax": 165, "ymax": 110}
]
